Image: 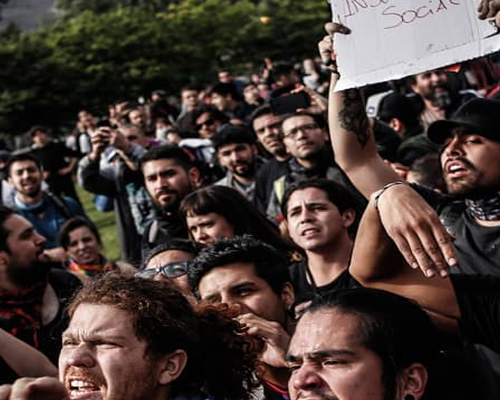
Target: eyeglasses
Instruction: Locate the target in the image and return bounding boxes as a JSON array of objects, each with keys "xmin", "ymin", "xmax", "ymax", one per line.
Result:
[
  {"xmin": 282, "ymin": 123, "xmax": 319, "ymax": 139},
  {"xmin": 135, "ymin": 260, "xmax": 191, "ymax": 280},
  {"xmin": 196, "ymin": 118, "xmax": 215, "ymax": 131},
  {"xmin": 125, "ymin": 135, "xmax": 139, "ymax": 141}
]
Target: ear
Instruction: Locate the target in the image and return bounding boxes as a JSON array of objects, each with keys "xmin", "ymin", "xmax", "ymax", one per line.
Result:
[
  {"xmin": 341, "ymin": 209, "xmax": 356, "ymax": 229},
  {"xmin": 321, "ymin": 129, "xmax": 329, "ymax": 142},
  {"xmin": 410, "ymin": 83, "xmax": 420, "ymax": 95},
  {"xmin": 217, "ymin": 152, "xmax": 227, "ymax": 168},
  {"xmin": 388, "ymin": 118, "xmax": 403, "ymax": 134},
  {"xmin": 188, "ymin": 167, "xmax": 201, "ymax": 188},
  {"xmin": 397, "ymin": 363, "xmax": 428, "ymax": 400},
  {"xmin": 157, "ymin": 349, "xmax": 188, "ymax": 386},
  {"xmin": 0, "ymin": 251, "xmax": 8, "ymax": 272},
  {"xmin": 280, "ymin": 282, "xmax": 295, "ymax": 311},
  {"xmin": 251, "ymin": 144, "xmax": 259, "ymax": 156}
]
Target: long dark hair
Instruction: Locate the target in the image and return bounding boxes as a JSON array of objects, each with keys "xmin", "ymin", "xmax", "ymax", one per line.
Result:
[{"xmin": 180, "ymin": 185, "xmax": 296, "ymax": 256}]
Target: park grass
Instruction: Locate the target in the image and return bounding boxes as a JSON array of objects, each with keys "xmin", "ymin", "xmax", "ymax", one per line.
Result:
[{"xmin": 77, "ymin": 185, "xmax": 121, "ymax": 261}]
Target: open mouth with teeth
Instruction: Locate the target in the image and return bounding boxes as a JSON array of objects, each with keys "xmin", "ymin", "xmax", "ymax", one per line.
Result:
[
  {"xmin": 68, "ymin": 380, "xmax": 101, "ymax": 399},
  {"xmin": 446, "ymin": 163, "xmax": 469, "ymax": 178},
  {"xmin": 301, "ymin": 228, "xmax": 319, "ymax": 236}
]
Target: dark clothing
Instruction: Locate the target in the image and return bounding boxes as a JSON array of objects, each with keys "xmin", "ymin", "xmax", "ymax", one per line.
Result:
[
  {"xmin": 451, "ymin": 274, "xmax": 500, "ymax": 399},
  {"xmin": 78, "ymin": 145, "xmax": 154, "ymax": 266},
  {"xmin": 0, "ymin": 268, "xmax": 82, "ymax": 384},
  {"xmin": 412, "ymin": 184, "xmax": 500, "ymax": 276},
  {"xmin": 453, "ymin": 274, "xmax": 500, "ymax": 353},
  {"xmin": 255, "ymin": 157, "xmax": 290, "ymax": 213},
  {"xmin": 13, "ymin": 193, "xmax": 86, "ymax": 249},
  {"xmin": 30, "ymin": 141, "xmax": 80, "ymax": 201},
  {"xmin": 265, "ymin": 152, "xmax": 367, "ymax": 228},
  {"xmin": 141, "ymin": 209, "xmax": 188, "ymax": 260},
  {"xmin": 446, "ymin": 210, "xmax": 500, "ymax": 276},
  {"xmin": 289, "ymin": 261, "xmax": 359, "ymax": 306}
]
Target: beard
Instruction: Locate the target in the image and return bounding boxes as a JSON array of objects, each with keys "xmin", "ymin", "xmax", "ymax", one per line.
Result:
[
  {"xmin": 231, "ymin": 162, "xmax": 256, "ymax": 179},
  {"xmin": 154, "ymin": 185, "xmax": 192, "ymax": 214},
  {"xmin": 443, "ymin": 157, "xmax": 494, "ymax": 199},
  {"xmin": 7, "ymin": 260, "xmax": 50, "ymax": 288}
]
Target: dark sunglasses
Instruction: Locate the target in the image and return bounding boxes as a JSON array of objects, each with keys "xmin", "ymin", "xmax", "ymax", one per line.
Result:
[
  {"xmin": 135, "ymin": 260, "xmax": 191, "ymax": 280},
  {"xmin": 196, "ymin": 118, "xmax": 215, "ymax": 131}
]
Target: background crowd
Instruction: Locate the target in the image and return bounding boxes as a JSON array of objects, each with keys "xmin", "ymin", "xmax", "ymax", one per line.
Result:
[{"xmin": 1, "ymin": 1, "xmax": 500, "ymax": 400}]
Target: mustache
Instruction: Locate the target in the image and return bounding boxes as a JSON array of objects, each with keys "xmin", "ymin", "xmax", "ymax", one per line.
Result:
[
  {"xmin": 64, "ymin": 367, "xmax": 106, "ymax": 387},
  {"xmin": 295, "ymin": 390, "xmax": 338, "ymax": 400},
  {"xmin": 445, "ymin": 156, "xmax": 477, "ymax": 172},
  {"xmin": 156, "ymin": 188, "xmax": 178, "ymax": 195}
]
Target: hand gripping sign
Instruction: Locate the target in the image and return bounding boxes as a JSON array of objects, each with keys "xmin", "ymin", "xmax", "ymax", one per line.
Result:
[{"xmin": 329, "ymin": 0, "xmax": 500, "ymax": 90}]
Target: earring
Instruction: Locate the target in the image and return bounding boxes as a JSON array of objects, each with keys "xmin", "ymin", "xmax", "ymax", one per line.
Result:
[{"xmin": 404, "ymin": 395, "xmax": 415, "ymax": 400}]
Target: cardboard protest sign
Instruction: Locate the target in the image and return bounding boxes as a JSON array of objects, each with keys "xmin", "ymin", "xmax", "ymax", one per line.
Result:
[{"xmin": 330, "ymin": 0, "xmax": 500, "ymax": 90}]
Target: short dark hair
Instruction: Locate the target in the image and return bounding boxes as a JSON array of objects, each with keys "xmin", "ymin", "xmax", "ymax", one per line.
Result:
[
  {"xmin": 68, "ymin": 274, "xmax": 260, "ymax": 400},
  {"xmin": 141, "ymin": 239, "xmax": 199, "ymax": 270},
  {"xmin": 188, "ymin": 235, "xmax": 290, "ymax": 298},
  {"xmin": 0, "ymin": 206, "xmax": 16, "ymax": 253},
  {"xmin": 378, "ymin": 92, "xmax": 420, "ymax": 129},
  {"xmin": 211, "ymin": 125, "xmax": 256, "ymax": 152},
  {"xmin": 28, "ymin": 125, "xmax": 48, "ymax": 138},
  {"xmin": 58, "ymin": 217, "xmax": 102, "ymax": 251},
  {"xmin": 281, "ymin": 178, "xmax": 356, "ymax": 218},
  {"xmin": 140, "ymin": 144, "xmax": 194, "ymax": 171},
  {"xmin": 280, "ymin": 111, "xmax": 328, "ymax": 133},
  {"xmin": 303, "ymin": 288, "xmax": 443, "ymax": 400},
  {"xmin": 250, "ymin": 104, "xmax": 275, "ymax": 126},
  {"xmin": 7, "ymin": 153, "xmax": 42, "ymax": 176},
  {"xmin": 193, "ymin": 104, "xmax": 229, "ymax": 125},
  {"xmin": 210, "ymin": 82, "xmax": 240, "ymax": 100}
]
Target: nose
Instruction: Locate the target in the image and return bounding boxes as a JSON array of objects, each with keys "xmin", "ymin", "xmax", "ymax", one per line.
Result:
[
  {"xmin": 35, "ymin": 231, "xmax": 46, "ymax": 247},
  {"xmin": 299, "ymin": 207, "xmax": 313, "ymax": 224},
  {"xmin": 63, "ymin": 343, "xmax": 96, "ymax": 369},
  {"xmin": 196, "ymin": 227, "xmax": 209, "ymax": 243},
  {"xmin": 153, "ymin": 273, "xmax": 167, "ymax": 282},
  {"xmin": 295, "ymin": 127, "xmax": 308, "ymax": 140},
  {"xmin": 291, "ymin": 365, "xmax": 324, "ymax": 392},
  {"xmin": 219, "ymin": 293, "xmax": 246, "ymax": 311},
  {"xmin": 442, "ymin": 135, "xmax": 464, "ymax": 158},
  {"xmin": 229, "ymin": 151, "xmax": 240, "ymax": 163}
]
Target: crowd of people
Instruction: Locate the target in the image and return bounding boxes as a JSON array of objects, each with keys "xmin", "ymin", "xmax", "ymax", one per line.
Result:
[{"xmin": 1, "ymin": 2, "xmax": 500, "ymax": 400}]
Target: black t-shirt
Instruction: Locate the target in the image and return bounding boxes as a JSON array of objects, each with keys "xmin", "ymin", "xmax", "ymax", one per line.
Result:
[
  {"xmin": 254, "ymin": 158, "xmax": 289, "ymax": 213},
  {"xmin": 451, "ymin": 211, "xmax": 500, "ymax": 276},
  {"xmin": 0, "ymin": 268, "xmax": 82, "ymax": 384},
  {"xmin": 288, "ymin": 260, "xmax": 360, "ymax": 307},
  {"xmin": 451, "ymin": 274, "xmax": 500, "ymax": 399},
  {"xmin": 30, "ymin": 141, "xmax": 80, "ymax": 175},
  {"xmin": 452, "ymin": 274, "xmax": 500, "ymax": 353},
  {"xmin": 412, "ymin": 184, "xmax": 500, "ymax": 276}
]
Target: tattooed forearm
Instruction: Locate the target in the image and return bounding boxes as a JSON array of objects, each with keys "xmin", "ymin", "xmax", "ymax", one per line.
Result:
[{"xmin": 338, "ymin": 89, "xmax": 370, "ymax": 147}]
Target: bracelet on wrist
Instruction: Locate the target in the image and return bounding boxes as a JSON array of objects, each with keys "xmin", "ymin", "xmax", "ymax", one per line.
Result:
[{"xmin": 374, "ymin": 181, "xmax": 406, "ymax": 210}]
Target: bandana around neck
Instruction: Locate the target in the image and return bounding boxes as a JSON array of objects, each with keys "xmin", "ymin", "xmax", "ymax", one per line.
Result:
[
  {"xmin": 68, "ymin": 255, "xmax": 117, "ymax": 277},
  {"xmin": 466, "ymin": 191, "xmax": 500, "ymax": 221},
  {"xmin": 0, "ymin": 277, "xmax": 48, "ymax": 347}
]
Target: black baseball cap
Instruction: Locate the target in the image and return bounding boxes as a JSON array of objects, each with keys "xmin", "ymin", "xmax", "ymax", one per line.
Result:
[{"xmin": 427, "ymin": 98, "xmax": 500, "ymax": 144}]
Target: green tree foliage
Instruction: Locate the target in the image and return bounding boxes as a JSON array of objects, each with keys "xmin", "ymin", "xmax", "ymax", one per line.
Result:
[{"xmin": 0, "ymin": 0, "xmax": 329, "ymax": 134}]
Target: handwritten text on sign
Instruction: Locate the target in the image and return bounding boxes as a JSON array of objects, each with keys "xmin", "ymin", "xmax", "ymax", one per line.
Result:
[{"xmin": 330, "ymin": 0, "xmax": 500, "ymax": 90}]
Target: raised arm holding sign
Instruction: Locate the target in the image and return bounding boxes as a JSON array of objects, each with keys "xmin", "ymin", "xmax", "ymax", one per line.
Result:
[
  {"xmin": 329, "ymin": 0, "xmax": 500, "ymax": 90},
  {"xmin": 320, "ymin": 23, "xmax": 457, "ymax": 279}
]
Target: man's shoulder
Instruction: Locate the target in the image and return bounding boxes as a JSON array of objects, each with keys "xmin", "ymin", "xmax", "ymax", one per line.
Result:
[
  {"xmin": 48, "ymin": 267, "xmax": 83, "ymax": 299},
  {"xmin": 46, "ymin": 193, "xmax": 85, "ymax": 218},
  {"xmin": 257, "ymin": 158, "xmax": 289, "ymax": 178}
]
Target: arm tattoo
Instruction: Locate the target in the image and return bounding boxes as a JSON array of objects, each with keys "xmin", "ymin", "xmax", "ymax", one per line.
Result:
[{"xmin": 338, "ymin": 89, "xmax": 370, "ymax": 147}]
